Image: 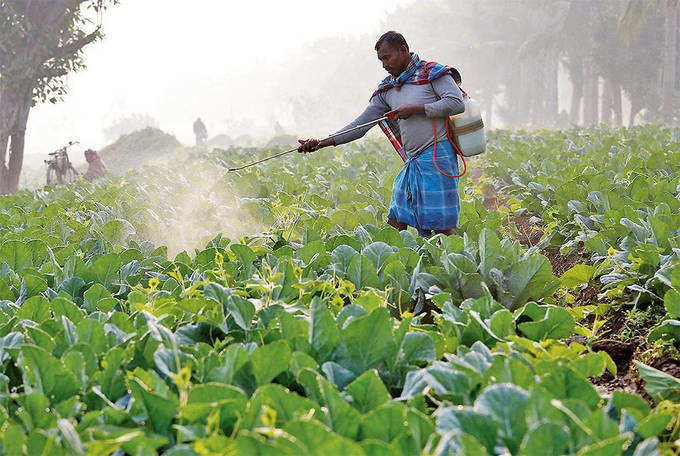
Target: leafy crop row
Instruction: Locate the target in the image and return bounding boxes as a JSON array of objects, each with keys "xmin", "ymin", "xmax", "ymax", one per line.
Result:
[
  {"xmin": 482, "ymin": 126, "xmax": 680, "ymax": 348},
  {"xmin": 0, "ymin": 131, "xmax": 676, "ymax": 454}
]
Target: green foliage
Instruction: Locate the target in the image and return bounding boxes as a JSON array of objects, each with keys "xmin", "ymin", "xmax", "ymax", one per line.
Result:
[
  {"xmin": 0, "ymin": 1, "xmax": 118, "ymax": 102},
  {"xmin": 483, "ymin": 126, "xmax": 680, "ymax": 345},
  {"xmin": 0, "ymin": 128, "xmax": 675, "ymax": 455}
]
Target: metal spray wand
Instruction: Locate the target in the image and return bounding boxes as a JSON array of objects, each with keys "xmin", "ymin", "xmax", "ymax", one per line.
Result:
[{"xmin": 227, "ymin": 116, "xmax": 389, "ymax": 172}]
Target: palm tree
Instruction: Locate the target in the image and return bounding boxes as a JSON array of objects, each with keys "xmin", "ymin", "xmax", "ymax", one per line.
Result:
[
  {"xmin": 662, "ymin": 0, "xmax": 678, "ymax": 121},
  {"xmin": 620, "ymin": 0, "xmax": 678, "ymax": 123}
]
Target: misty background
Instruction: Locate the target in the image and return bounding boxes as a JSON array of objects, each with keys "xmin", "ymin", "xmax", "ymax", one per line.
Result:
[
  {"xmin": 24, "ymin": 0, "xmax": 410, "ymax": 163},
  {"xmin": 23, "ymin": 0, "xmax": 675, "ymax": 166}
]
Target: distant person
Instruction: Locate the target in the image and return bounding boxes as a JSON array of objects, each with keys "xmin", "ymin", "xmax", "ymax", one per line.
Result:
[
  {"xmin": 84, "ymin": 149, "xmax": 107, "ymax": 181},
  {"xmin": 298, "ymin": 31, "xmax": 465, "ymax": 237},
  {"xmin": 193, "ymin": 117, "xmax": 208, "ymax": 146}
]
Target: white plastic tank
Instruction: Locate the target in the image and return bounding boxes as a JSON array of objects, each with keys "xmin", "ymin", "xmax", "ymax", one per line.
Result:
[{"xmin": 450, "ymin": 95, "xmax": 487, "ymax": 157}]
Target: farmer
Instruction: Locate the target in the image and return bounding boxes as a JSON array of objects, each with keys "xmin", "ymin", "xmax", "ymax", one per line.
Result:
[
  {"xmin": 193, "ymin": 117, "xmax": 208, "ymax": 146},
  {"xmin": 84, "ymin": 149, "xmax": 107, "ymax": 181},
  {"xmin": 298, "ymin": 31, "xmax": 465, "ymax": 236}
]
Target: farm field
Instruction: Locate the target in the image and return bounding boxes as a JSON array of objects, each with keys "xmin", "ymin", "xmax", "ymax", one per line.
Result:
[{"xmin": 0, "ymin": 127, "xmax": 679, "ymax": 455}]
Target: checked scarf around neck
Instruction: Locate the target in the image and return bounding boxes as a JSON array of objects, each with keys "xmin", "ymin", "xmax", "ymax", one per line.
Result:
[{"xmin": 371, "ymin": 53, "xmax": 457, "ymax": 162}]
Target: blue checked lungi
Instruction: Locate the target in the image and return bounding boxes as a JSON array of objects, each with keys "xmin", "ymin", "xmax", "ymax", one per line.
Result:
[{"xmin": 387, "ymin": 140, "xmax": 460, "ymax": 237}]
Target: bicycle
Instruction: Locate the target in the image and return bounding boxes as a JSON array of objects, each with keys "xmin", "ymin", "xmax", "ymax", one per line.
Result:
[{"xmin": 45, "ymin": 141, "xmax": 79, "ymax": 186}]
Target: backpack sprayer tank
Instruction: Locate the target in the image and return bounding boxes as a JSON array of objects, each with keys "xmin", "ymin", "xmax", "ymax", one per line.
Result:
[{"xmin": 448, "ymin": 94, "xmax": 486, "ymax": 157}]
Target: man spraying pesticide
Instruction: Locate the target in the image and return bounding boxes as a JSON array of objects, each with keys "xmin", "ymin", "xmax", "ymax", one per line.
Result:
[{"xmin": 298, "ymin": 31, "xmax": 466, "ymax": 237}]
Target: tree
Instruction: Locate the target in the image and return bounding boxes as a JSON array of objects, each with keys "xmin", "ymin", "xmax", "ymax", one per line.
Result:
[
  {"xmin": 385, "ymin": 0, "xmax": 526, "ymax": 127},
  {"xmin": 0, "ymin": 0, "xmax": 117, "ymax": 194},
  {"xmin": 662, "ymin": 0, "xmax": 678, "ymax": 121},
  {"xmin": 620, "ymin": 0, "xmax": 679, "ymax": 122},
  {"xmin": 269, "ymin": 0, "xmax": 673, "ymax": 130},
  {"xmin": 560, "ymin": 1, "xmax": 594, "ymax": 125}
]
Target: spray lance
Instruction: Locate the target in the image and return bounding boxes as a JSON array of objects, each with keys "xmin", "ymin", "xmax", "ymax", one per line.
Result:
[{"xmin": 227, "ymin": 116, "xmax": 390, "ymax": 172}]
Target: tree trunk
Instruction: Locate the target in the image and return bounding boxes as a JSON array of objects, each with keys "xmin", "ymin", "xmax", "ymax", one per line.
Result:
[
  {"xmin": 8, "ymin": 110, "xmax": 29, "ymax": 193},
  {"xmin": 601, "ymin": 79, "xmax": 614, "ymax": 125},
  {"xmin": 545, "ymin": 52, "xmax": 559, "ymax": 125},
  {"xmin": 0, "ymin": 91, "xmax": 17, "ymax": 195},
  {"xmin": 568, "ymin": 60, "xmax": 584, "ymax": 125},
  {"xmin": 517, "ymin": 62, "xmax": 531, "ymax": 127},
  {"xmin": 0, "ymin": 133, "xmax": 8, "ymax": 194},
  {"xmin": 612, "ymin": 83, "xmax": 622, "ymax": 127},
  {"xmin": 662, "ymin": 0, "xmax": 678, "ymax": 123},
  {"xmin": 584, "ymin": 64, "xmax": 599, "ymax": 126},
  {"xmin": 530, "ymin": 59, "xmax": 545, "ymax": 127},
  {"xmin": 629, "ymin": 99, "xmax": 641, "ymax": 126},
  {"xmin": 0, "ymin": 85, "xmax": 33, "ymax": 194}
]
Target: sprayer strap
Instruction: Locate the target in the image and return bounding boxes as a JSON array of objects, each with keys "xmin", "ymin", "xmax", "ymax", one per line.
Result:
[{"xmin": 451, "ymin": 119, "xmax": 484, "ymax": 136}]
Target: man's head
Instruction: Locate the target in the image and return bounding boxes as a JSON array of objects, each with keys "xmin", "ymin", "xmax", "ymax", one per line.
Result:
[{"xmin": 375, "ymin": 31, "xmax": 411, "ymax": 77}]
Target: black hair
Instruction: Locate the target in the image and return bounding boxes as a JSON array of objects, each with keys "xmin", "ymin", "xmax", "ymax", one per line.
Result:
[
  {"xmin": 375, "ymin": 31, "xmax": 409, "ymax": 52},
  {"xmin": 451, "ymin": 68, "xmax": 462, "ymax": 84}
]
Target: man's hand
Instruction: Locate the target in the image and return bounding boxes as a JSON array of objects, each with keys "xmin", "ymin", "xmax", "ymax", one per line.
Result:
[
  {"xmin": 386, "ymin": 104, "xmax": 425, "ymax": 120},
  {"xmin": 297, "ymin": 138, "xmax": 335, "ymax": 153}
]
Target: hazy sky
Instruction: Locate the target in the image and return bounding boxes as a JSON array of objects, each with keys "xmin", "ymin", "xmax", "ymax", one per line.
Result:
[{"xmin": 25, "ymin": 0, "xmax": 412, "ymax": 158}]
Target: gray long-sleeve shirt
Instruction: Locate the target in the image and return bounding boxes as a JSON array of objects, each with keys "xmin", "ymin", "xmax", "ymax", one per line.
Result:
[{"xmin": 333, "ymin": 74, "xmax": 464, "ymax": 157}]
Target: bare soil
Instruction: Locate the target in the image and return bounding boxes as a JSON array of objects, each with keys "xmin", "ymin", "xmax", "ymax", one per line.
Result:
[
  {"xmin": 589, "ymin": 339, "xmax": 680, "ymax": 404},
  {"xmin": 573, "ymin": 285, "xmax": 601, "ymax": 309},
  {"xmin": 543, "ymin": 246, "xmax": 590, "ymax": 277},
  {"xmin": 466, "ymin": 167, "xmax": 484, "ymax": 182},
  {"xmin": 477, "ymin": 177, "xmax": 680, "ymax": 402},
  {"xmin": 480, "ymin": 181, "xmax": 505, "ymax": 211},
  {"xmin": 512, "ymin": 213, "xmax": 544, "ymax": 248}
]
